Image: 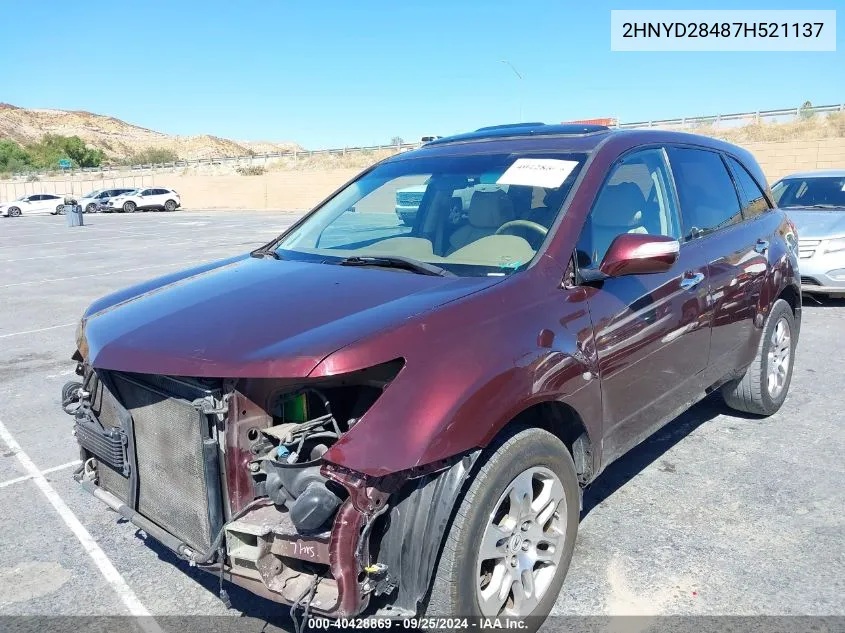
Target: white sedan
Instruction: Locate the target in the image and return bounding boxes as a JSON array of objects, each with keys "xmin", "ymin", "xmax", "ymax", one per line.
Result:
[
  {"xmin": 105, "ymin": 187, "xmax": 181, "ymax": 213},
  {"xmin": 0, "ymin": 193, "xmax": 67, "ymax": 217}
]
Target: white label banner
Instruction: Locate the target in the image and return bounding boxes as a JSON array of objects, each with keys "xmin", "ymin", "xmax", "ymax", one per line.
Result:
[{"xmin": 610, "ymin": 10, "xmax": 836, "ymax": 52}]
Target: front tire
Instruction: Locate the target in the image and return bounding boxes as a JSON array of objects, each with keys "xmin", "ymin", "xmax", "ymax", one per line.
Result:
[
  {"xmin": 85, "ymin": 203, "xmax": 97, "ymax": 214},
  {"xmin": 8, "ymin": 206, "xmax": 21, "ymax": 217},
  {"xmin": 721, "ymin": 298, "xmax": 796, "ymax": 416},
  {"xmin": 424, "ymin": 426, "xmax": 579, "ymax": 630},
  {"xmin": 123, "ymin": 201, "xmax": 136, "ymax": 213}
]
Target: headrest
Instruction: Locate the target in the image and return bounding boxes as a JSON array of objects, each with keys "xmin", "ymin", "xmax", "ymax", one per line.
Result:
[
  {"xmin": 468, "ymin": 190, "xmax": 515, "ymax": 228},
  {"xmin": 591, "ymin": 182, "xmax": 645, "ymax": 228}
]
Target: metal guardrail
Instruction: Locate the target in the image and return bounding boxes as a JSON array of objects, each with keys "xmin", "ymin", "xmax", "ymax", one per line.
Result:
[
  {"xmin": 616, "ymin": 103, "xmax": 844, "ymax": 129},
  {"xmin": 3, "ymin": 103, "xmax": 843, "ymax": 180}
]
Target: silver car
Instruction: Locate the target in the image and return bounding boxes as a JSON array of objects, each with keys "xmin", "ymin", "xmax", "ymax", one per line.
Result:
[{"xmin": 772, "ymin": 170, "xmax": 845, "ymax": 298}]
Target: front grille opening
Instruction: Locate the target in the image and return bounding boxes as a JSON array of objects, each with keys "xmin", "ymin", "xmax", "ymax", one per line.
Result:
[
  {"xmin": 801, "ymin": 276, "xmax": 819, "ymax": 286},
  {"xmin": 90, "ymin": 369, "xmax": 225, "ymax": 553}
]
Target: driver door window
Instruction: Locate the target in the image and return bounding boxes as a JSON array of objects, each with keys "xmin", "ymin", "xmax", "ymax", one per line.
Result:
[{"xmin": 577, "ymin": 148, "xmax": 681, "ymax": 268}]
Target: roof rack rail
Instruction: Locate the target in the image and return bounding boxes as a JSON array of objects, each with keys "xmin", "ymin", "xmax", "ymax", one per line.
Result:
[
  {"xmin": 425, "ymin": 123, "xmax": 611, "ymax": 146},
  {"xmin": 475, "ymin": 122, "xmax": 546, "ymax": 132}
]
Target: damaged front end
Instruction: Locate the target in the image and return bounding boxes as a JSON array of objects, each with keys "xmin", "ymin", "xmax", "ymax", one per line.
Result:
[{"xmin": 63, "ymin": 358, "xmax": 475, "ymax": 618}]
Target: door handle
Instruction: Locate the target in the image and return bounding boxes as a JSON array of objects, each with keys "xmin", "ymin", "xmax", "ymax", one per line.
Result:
[
  {"xmin": 680, "ymin": 271, "xmax": 705, "ymax": 290},
  {"xmin": 754, "ymin": 239, "xmax": 769, "ymax": 254}
]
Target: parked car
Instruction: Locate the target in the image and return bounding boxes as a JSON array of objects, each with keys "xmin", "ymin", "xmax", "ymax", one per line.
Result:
[
  {"xmin": 772, "ymin": 169, "xmax": 845, "ymax": 297},
  {"xmin": 0, "ymin": 193, "xmax": 67, "ymax": 217},
  {"xmin": 103, "ymin": 187, "xmax": 181, "ymax": 213},
  {"xmin": 395, "ymin": 182, "xmax": 499, "ymax": 226},
  {"xmin": 78, "ymin": 188, "xmax": 137, "ymax": 213},
  {"xmin": 394, "ymin": 183, "xmax": 426, "ymax": 225},
  {"xmin": 64, "ymin": 124, "xmax": 800, "ymax": 629}
]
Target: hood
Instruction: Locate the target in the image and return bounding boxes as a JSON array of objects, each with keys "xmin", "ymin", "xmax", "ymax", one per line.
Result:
[
  {"xmin": 786, "ymin": 209, "xmax": 845, "ymax": 239},
  {"xmin": 83, "ymin": 255, "xmax": 501, "ymax": 377}
]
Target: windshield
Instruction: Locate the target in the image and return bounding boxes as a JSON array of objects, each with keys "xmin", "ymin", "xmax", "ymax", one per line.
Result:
[
  {"xmin": 274, "ymin": 152, "xmax": 586, "ymax": 276},
  {"xmin": 83, "ymin": 190, "xmax": 101, "ymax": 198},
  {"xmin": 117, "ymin": 190, "xmax": 137, "ymax": 196},
  {"xmin": 772, "ymin": 176, "xmax": 845, "ymax": 209}
]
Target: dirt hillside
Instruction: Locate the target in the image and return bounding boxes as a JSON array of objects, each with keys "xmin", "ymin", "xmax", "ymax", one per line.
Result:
[{"xmin": 0, "ymin": 103, "xmax": 300, "ymax": 161}]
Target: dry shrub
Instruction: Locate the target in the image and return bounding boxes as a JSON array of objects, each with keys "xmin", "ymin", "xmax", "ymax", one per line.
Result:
[
  {"xmin": 236, "ymin": 165, "xmax": 266, "ymax": 176},
  {"xmin": 693, "ymin": 112, "xmax": 845, "ymax": 143},
  {"xmin": 268, "ymin": 149, "xmax": 401, "ymax": 172}
]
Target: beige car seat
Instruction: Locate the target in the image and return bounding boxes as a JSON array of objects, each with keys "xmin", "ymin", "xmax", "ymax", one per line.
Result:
[
  {"xmin": 448, "ymin": 190, "xmax": 515, "ymax": 253},
  {"xmin": 586, "ymin": 182, "xmax": 648, "ymax": 265}
]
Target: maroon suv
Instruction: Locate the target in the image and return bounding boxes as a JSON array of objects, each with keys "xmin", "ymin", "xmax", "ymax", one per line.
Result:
[{"xmin": 64, "ymin": 124, "xmax": 800, "ymax": 627}]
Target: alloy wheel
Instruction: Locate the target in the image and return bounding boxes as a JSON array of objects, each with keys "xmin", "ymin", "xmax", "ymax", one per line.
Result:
[
  {"xmin": 767, "ymin": 316, "xmax": 792, "ymax": 398},
  {"xmin": 476, "ymin": 466, "xmax": 566, "ymax": 617}
]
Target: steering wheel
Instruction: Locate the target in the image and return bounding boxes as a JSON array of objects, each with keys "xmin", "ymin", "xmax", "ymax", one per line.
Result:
[{"xmin": 494, "ymin": 220, "xmax": 549, "ymax": 239}]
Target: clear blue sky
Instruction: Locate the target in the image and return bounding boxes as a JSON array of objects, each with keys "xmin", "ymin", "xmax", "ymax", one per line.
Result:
[{"xmin": 3, "ymin": 0, "xmax": 843, "ymax": 149}]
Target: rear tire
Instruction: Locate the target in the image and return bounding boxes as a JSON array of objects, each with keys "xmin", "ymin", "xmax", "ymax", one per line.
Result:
[
  {"xmin": 423, "ymin": 426, "xmax": 579, "ymax": 631},
  {"xmin": 721, "ymin": 298, "xmax": 796, "ymax": 416},
  {"xmin": 56, "ymin": 204, "xmax": 65, "ymax": 215},
  {"xmin": 123, "ymin": 201, "xmax": 136, "ymax": 213},
  {"xmin": 164, "ymin": 199, "xmax": 177, "ymax": 212}
]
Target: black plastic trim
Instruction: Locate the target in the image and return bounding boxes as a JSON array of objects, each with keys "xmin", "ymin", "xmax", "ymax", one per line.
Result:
[{"xmin": 375, "ymin": 451, "xmax": 481, "ymax": 614}]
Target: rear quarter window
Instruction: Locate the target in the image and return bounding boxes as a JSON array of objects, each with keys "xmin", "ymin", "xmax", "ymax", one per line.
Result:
[
  {"xmin": 667, "ymin": 147, "xmax": 742, "ymax": 240},
  {"xmin": 726, "ymin": 156, "xmax": 770, "ymax": 219}
]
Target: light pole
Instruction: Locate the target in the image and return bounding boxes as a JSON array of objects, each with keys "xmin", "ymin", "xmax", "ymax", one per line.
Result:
[{"xmin": 500, "ymin": 60, "xmax": 523, "ymax": 122}]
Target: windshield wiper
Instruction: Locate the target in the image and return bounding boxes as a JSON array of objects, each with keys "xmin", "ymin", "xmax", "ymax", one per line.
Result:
[
  {"xmin": 250, "ymin": 246, "xmax": 281, "ymax": 260},
  {"xmin": 783, "ymin": 203, "xmax": 843, "ymax": 209},
  {"xmin": 337, "ymin": 255, "xmax": 455, "ymax": 277}
]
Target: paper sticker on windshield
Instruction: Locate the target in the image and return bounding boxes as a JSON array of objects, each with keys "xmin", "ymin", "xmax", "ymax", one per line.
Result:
[{"xmin": 497, "ymin": 159, "xmax": 579, "ymax": 189}]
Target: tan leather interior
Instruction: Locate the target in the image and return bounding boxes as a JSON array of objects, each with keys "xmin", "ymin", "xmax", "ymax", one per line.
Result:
[{"xmin": 448, "ymin": 190, "xmax": 515, "ymax": 253}]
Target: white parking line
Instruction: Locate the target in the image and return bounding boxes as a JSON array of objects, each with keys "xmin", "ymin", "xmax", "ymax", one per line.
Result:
[
  {"xmin": 0, "ymin": 263, "xmax": 185, "ymax": 288},
  {"xmin": 0, "ymin": 416, "xmax": 161, "ymax": 630},
  {"xmin": 0, "ymin": 250, "xmax": 100, "ymax": 262},
  {"xmin": 0, "ymin": 323, "xmax": 75, "ymax": 339},
  {"xmin": 0, "ymin": 459, "xmax": 82, "ymax": 489}
]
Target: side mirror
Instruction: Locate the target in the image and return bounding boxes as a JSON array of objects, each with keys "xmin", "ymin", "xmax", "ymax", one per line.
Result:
[{"xmin": 597, "ymin": 233, "xmax": 679, "ymax": 278}]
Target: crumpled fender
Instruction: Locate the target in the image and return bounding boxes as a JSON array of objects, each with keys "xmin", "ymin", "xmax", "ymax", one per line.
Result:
[{"xmin": 313, "ymin": 255, "xmax": 602, "ymax": 477}]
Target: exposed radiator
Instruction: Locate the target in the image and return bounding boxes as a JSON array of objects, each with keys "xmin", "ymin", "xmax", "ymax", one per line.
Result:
[{"xmin": 86, "ymin": 370, "xmax": 224, "ymax": 553}]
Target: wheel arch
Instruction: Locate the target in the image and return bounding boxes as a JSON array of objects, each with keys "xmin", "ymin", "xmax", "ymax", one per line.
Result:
[
  {"xmin": 504, "ymin": 399, "xmax": 595, "ymax": 485},
  {"xmin": 777, "ymin": 281, "xmax": 801, "ymax": 334},
  {"xmin": 372, "ymin": 399, "xmax": 594, "ymax": 616}
]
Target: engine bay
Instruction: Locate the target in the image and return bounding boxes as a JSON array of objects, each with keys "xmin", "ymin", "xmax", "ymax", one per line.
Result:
[{"xmin": 248, "ymin": 388, "xmax": 353, "ymax": 534}]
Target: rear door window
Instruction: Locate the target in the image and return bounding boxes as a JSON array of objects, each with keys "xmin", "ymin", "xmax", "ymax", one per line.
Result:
[
  {"xmin": 726, "ymin": 156, "xmax": 769, "ymax": 219},
  {"xmin": 667, "ymin": 147, "xmax": 743, "ymax": 240}
]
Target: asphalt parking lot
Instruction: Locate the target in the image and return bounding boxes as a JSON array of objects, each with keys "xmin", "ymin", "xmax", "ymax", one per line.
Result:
[{"xmin": 0, "ymin": 211, "xmax": 842, "ymax": 631}]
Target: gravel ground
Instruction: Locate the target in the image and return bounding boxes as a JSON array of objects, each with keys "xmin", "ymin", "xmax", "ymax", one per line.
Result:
[{"xmin": 0, "ymin": 211, "xmax": 842, "ymax": 632}]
